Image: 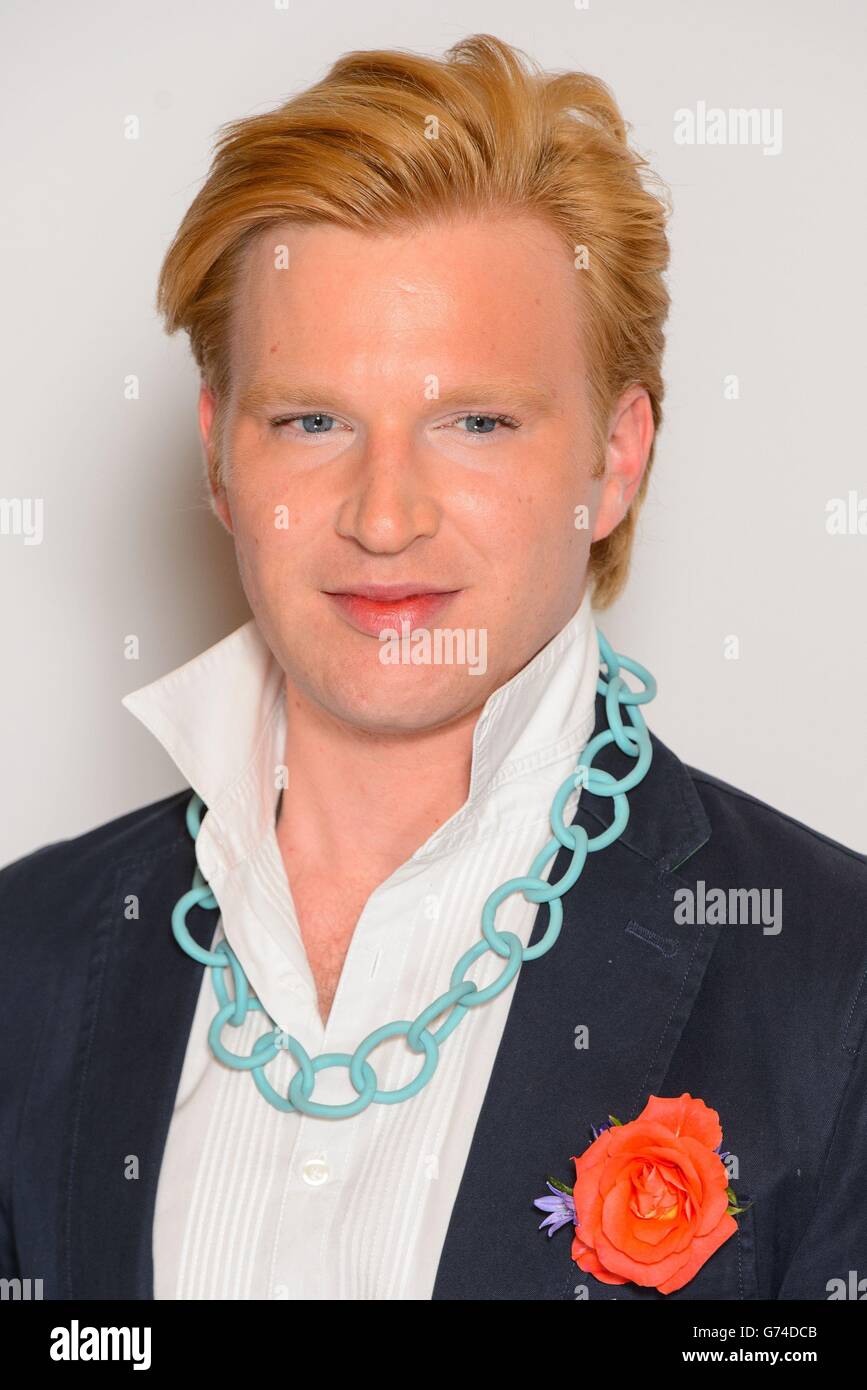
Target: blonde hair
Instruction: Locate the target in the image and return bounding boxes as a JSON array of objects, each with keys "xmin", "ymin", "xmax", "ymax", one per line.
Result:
[{"xmin": 156, "ymin": 32, "xmax": 671, "ymax": 608}]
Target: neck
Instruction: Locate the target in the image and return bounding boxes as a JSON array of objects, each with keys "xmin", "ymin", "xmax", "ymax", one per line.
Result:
[{"xmin": 275, "ymin": 685, "xmax": 482, "ymax": 879}]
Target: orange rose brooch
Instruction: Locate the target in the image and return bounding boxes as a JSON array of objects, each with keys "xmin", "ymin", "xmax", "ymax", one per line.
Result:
[{"xmin": 533, "ymin": 1093, "xmax": 750, "ymax": 1294}]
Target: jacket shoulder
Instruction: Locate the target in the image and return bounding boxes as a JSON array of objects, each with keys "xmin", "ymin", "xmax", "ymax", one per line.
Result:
[
  {"xmin": 683, "ymin": 762, "xmax": 867, "ymax": 876},
  {"xmin": 0, "ymin": 787, "xmax": 193, "ymax": 907},
  {"xmin": 680, "ymin": 760, "xmax": 867, "ymax": 1051}
]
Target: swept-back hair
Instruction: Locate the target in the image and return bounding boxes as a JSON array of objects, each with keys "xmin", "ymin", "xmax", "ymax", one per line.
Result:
[{"xmin": 156, "ymin": 33, "xmax": 671, "ymax": 607}]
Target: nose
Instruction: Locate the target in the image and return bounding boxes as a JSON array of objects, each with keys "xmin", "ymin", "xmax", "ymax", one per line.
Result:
[{"xmin": 334, "ymin": 429, "xmax": 441, "ymax": 554}]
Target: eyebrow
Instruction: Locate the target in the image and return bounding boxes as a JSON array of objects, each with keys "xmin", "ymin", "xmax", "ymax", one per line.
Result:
[{"xmin": 236, "ymin": 377, "xmax": 558, "ymax": 417}]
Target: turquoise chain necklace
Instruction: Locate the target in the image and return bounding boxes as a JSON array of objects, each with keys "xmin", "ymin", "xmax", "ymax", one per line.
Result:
[{"xmin": 171, "ymin": 627, "xmax": 656, "ymax": 1119}]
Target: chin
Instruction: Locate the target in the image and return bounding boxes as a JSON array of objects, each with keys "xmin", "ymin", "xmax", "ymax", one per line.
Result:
[{"xmin": 318, "ymin": 668, "xmax": 477, "ymax": 732}]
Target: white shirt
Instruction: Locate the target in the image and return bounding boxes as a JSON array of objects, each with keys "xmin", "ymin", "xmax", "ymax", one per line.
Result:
[{"xmin": 121, "ymin": 590, "xmax": 600, "ymax": 1299}]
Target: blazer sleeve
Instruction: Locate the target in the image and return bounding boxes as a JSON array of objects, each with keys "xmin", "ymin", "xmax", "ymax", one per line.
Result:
[
  {"xmin": 0, "ymin": 1197, "xmax": 17, "ymax": 1281},
  {"xmin": 776, "ymin": 973, "xmax": 867, "ymax": 1299},
  {"xmin": 0, "ymin": 840, "xmax": 63, "ymax": 1284},
  {"xmin": 0, "ymin": 860, "xmax": 22, "ymax": 1279}
]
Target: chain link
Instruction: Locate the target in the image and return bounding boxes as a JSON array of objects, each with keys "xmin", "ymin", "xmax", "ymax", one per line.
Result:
[{"xmin": 171, "ymin": 627, "xmax": 656, "ymax": 1118}]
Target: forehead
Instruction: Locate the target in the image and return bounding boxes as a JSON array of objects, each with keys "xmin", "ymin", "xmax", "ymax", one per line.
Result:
[{"xmin": 229, "ymin": 212, "xmax": 584, "ymax": 387}]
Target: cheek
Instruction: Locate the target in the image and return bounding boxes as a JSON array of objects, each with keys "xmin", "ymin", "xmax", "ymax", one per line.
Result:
[
  {"xmin": 229, "ymin": 491, "xmax": 273, "ymax": 558},
  {"xmin": 225, "ymin": 488, "xmax": 291, "ymax": 614},
  {"xmin": 227, "ymin": 460, "xmax": 305, "ymax": 555},
  {"xmin": 459, "ymin": 470, "xmax": 569, "ymax": 564},
  {"xmin": 229, "ymin": 431, "xmax": 331, "ymax": 537},
  {"xmin": 474, "ymin": 464, "xmax": 590, "ymax": 611}
]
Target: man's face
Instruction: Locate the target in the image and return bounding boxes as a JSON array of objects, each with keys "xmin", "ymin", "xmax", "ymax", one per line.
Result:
[{"xmin": 201, "ymin": 212, "xmax": 649, "ymax": 735}]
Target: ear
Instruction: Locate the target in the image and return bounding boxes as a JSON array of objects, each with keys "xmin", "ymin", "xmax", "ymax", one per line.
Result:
[
  {"xmin": 198, "ymin": 383, "xmax": 233, "ymax": 534},
  {"xmin": 591, "ymin": 385, "xmax": 655, "ymax": 544}
]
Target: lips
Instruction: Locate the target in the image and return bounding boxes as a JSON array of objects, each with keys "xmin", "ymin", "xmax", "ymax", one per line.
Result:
[{"xmin": 324, "ymin": 586, "xmax": 461, "ymax": 637}]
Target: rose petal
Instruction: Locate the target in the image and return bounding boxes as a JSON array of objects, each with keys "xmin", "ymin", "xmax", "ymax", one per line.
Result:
[
  {"xmin": 655, "ymin": 1213, "xmax": 738, "ymax": 1293},
  {"xmin": 637, "ymin": 1093, "xmax": 723, "ymax": 1149}
]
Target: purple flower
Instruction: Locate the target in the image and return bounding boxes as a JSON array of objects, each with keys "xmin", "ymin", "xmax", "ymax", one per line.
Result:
[
  {"xmin": 591, "ymin": 1120, "xmax": 616, "ymax": 1141},
  {"xmin": 533, "ymin": 1181, "xmax": 576, "ymax": 1236}
]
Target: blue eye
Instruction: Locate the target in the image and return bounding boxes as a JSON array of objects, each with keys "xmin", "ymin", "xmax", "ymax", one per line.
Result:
[
  {"xmin": 452, "ymin": 413, "xmax": 519, "ymax": 436},
  {"xmin": 295, "ymin": 413, "xmax": 334, "ymax": 433},
  {"xmin": 459, "ymin": 415, "xmax": 497, "ymax": 434},
  {"xmin": 270, "ymin": 412, "xmax": 338, "ymax": 436}
]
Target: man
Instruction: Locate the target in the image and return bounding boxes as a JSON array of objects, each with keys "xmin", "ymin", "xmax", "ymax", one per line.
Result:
[{"xmin": 1, "ymin": 33, "xmax": 865, "ymax": 1302}]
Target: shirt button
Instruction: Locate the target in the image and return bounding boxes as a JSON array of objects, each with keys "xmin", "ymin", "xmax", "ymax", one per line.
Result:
[{"xmin": 301, "ymin": 1156, "xmax": 329, "ymax": 1186}]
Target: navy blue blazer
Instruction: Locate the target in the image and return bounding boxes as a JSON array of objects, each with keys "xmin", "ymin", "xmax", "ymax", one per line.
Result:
[{"xmin": 2, "ymin": 683, "xmax": 866, "ymax": 1301}]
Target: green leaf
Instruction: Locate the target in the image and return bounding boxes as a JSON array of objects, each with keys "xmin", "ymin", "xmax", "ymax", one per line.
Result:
[
  {"xmin": 727, "ymin": 1198, "xmax": 754, "ymax": 1217},
  {"xmin": 608, "ymin": 1114, "xmax": 624, "ymax": 1127},
  {"xmin": 546, "ymin": 1175, "xmax": 574, "ymax": 1195}
]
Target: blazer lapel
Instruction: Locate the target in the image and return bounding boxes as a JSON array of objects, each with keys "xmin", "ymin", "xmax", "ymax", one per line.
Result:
[
  {"xmin": 432, "ymin": 687, "xmax": 719, "ymax": 1299},
  {"xmin": 61, "ymin": 813, "xmax": 211, "ymax": 1299}
]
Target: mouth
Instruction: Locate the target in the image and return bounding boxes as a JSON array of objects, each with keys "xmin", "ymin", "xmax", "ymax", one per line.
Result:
[{"xmin": 323, "ymin": 585, "xmax": 462, "ymax": 637}]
